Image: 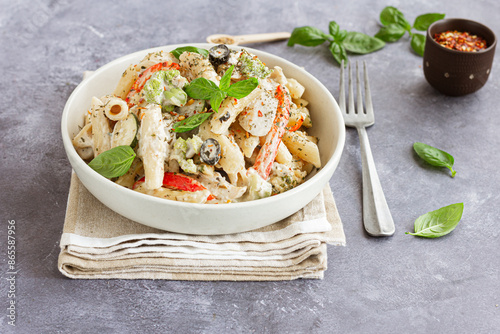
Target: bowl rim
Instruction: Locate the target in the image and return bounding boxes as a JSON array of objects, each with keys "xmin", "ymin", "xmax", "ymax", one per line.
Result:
[
  {"xmin": 61, "ymin": 43, "xmax": 346, "ymax": 212},
  {"xmin": 427, "ymin": 18, "xmax": 497, "ymax": 55}
]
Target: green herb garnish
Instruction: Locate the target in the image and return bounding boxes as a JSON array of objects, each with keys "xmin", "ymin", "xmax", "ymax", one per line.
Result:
[
  {"xmin": 142, "ymin": 70, "xmax": 187, "ymax": 112},
  {"xmin": 184, "ymin": 65, "xmax": 258, "ymax": 112},
  {"xmin": 88, "ymin": 146, "xmax": 136, "ymax": 178},
  {"xmin": 170, "ymin": 46, "xmax": 209, "ymax": 59},
  {"xmin": 172, "ymin": 112, "xmax": 214, "ymax": 133},
  {"xmin": 406, "ymin": 203, "xmax": 464, "ymax": 238},
  {"xmin": 375, "ymin": 6, "xmax": 445, "ymax": 56},
  {"xmin": 287, "ymin": 21, "xmax": 385, "ymax": 66},
  {"xmin": 413, "ymin": 142, "xmax": 456, "ymax": 177}
]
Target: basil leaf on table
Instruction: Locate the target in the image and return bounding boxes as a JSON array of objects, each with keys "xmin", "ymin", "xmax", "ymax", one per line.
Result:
[
  {"xmin": 88, "ymin": 146, "xmax": 136, "ymax": 178},
  {"xmin": 288, "ymin": 21, "xmax": 385, "ymax": 66},
  {"xmin": 343, "ymin": 31, "xmax": 385, "ymax": 54},
  {"xmin": 328, "ymin": 21, "xmax": 340, "ymax": 38},
  {"xmin": 379, "ymin": 6, "xmax": 411, "ymax": 30},
  {"xmin": 170, "ymin": 46, "xmax": 209, "ymax": 59},
  {"xmin": 411, "ymin": 33, "xmax": 426, "ymax": 56},
  {"xmin": 406, "ymin": 203, "xmax": 464, "ymax": 238},
  {"xmin": 329, "ymin": 42, "xmax": 348, "ymax": 66},
  {"xmin": 413, "ymin": 13, "xmax": 446, "ymax": 31},
  {"xmin": 413, "ymin": 142, "xmax": 457, "ymax": 177},
  {"xmin": 374, "ymin": 24, "xmax": 407, "ymax": 42},
  {"xmin": 172, "ymin": 112, "xmax": 214, "ymax": 133},
  {"xmin": 375, "ymin": 7, "xmax": 446, "ymax": 57},
  {"xmin": 287, "ymin": 26, "xmax": 329, "ymax": 47}
]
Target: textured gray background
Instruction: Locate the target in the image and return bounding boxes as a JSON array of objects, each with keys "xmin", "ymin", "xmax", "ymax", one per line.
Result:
[{"xmin": 1, "ymin": 0, "xmax": 499, "ymax": 333}]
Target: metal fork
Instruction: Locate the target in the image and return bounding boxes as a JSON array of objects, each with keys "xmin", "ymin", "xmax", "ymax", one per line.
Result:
[{"xmin": 339, "ymin": 61, "xmax": 395, "ymax": 237}]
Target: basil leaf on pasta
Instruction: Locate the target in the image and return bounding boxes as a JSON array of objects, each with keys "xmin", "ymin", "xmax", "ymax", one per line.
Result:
[
  {"xmin": 88, "ymin": 146, "xmax": 136, "ymax": 178},
  {"xmin": 172, "ymin": 112, "xmax": 214, "ymax": 133}
]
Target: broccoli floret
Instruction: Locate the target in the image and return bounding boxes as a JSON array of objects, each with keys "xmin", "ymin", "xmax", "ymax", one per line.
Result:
[
  {"xmin": 238, "ymin": 50, "xmax": 272, "ymax": 79},
  {"xmin": 171, "ymin": 136, "xmax": 203, "ymax": 174},
  {"xmin": 244, "ymin": 168, "xmax": 272, "ymax": 200},
  {"xmin": 143, "ymin": 70, "xmax": 188, "ymax": 111}
]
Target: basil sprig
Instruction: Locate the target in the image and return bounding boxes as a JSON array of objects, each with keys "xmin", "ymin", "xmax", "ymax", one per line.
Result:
[
  {"xmin": 406, "ymin": 203, "xmax": 464, "ymax": 238},
  {"xmin": 413, "ymin": 142, "xmax": 456, "ymax": 177},
  {"xmin": 288, "ymin": 21, "xmax": 385, "ymax": 66},
  {"xmin": 375, "ymin": 6, "xmax": 445, "ymax": 56},
  {"xmin": 172, "ymin": 112, "xmax": 214, "ymax": 133},
  {"xmin": 88, "ymin": 146, "xmax": 136, "ymax": 178},
  {"xmin": 185, "ymin": 65, "xmax": 258, "ymax": 112},
  {"xmin": 170, "ymin": 46, "xmax": 209, "ymax": 59}
]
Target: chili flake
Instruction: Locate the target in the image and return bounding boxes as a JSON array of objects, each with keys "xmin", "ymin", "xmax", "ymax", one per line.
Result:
[{"xmin": 434, "ymin": 30, "xmax": 487, "ymax": 52}]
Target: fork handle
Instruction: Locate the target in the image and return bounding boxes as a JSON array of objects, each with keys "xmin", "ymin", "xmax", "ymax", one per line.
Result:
[{"xmin": 357, "ymin": 126, "xmax": 395, "ymax": 237}]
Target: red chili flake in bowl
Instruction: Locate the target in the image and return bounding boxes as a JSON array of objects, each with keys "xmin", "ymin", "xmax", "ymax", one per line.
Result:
[{"xmin": 434, "ymin": 30, "xmax": 487, "ymax": 52}]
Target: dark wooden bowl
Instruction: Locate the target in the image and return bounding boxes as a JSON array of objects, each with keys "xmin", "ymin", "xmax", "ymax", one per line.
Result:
[{"xmin": 423, "ymin": 18, "xmax": 496, "ymax": 96}]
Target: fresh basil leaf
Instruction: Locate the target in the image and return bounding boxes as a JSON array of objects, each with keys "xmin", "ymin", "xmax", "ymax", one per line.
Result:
[
  {"xmin": 411, "ymin": 33, "xmax": 426, "ymax": 56},
  {"xmin": 171, "ymin": 46, "xmax": 209, "ymax": 59},
  {"xmin": 328, "ymin": 42, "xmax": 347, "ymax": 66},
  {"xmin": 226, "ymin": 77, "xmax": 259, "ymax": 99},
  {"xmin": 375, "ymin": 24, "xmax": 407, "ymax": 42},
  {"xmin": 219, "ymin": 65, "xmax": 234, "ymax": 92},
  {"xmin": 413, "ymin": 142, "xmax": 456, "ymax": 177},
  {"xmin": 209, "ymin": 90, "xmax": 227, "ymax": 113},
  {"xmin": 172, "ymin": 112, "xmax": 214, "ymax": 133},
  {"xmin": 379, "ymin": 6, "xmax": 411, "ymax": 30},
  {"xmin": 343, "ymin": 32, "xmax": 385, "ymax": 54},
  {"xmin": 287, "ymin": 26, "xmax": 329, "ymax": 47},
  {"xmin": 329, "ymin": 21, "xmax": 340, "ymax": 38},
  {"xmin": 406, "ymin": 203, "xmax": 464, "ymax": 238},
  {"xmin": 88, "ymin": 146, "xmax": 136, "ymax": 178},
  {"xmin": 413, "ymin": 13, "xmax": 445, "ymax": 31},
  {"xmin": 185, "ymin": 77, "xmax": 220, "ymax": 100},
  {"xmin": 336, "ymin": 29, "xmax": 348, "ymax": 42}
]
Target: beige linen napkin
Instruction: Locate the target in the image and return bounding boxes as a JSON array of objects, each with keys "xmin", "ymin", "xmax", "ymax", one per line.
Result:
[{"xmin": 58, "ymin": 172, "xmax": 345, "ymax": 280}]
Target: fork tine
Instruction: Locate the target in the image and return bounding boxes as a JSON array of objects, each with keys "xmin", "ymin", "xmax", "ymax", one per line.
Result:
[
  {"xmin": 339, "ymin": 60, "xmax": 346, "ymax": 112},
  {"xmin": 347, "ymin": 62, "xmax": 355, "ymax": 115},
  {"xmin": 355, "ymin": 62, "xmax": 364, "ymax": 115},
  {"xmin": 363, "ymin": 61, "xmax": 374, "ymax": 117}
]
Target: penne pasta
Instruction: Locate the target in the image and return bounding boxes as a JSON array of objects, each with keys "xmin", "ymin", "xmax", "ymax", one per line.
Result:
[
  {"xmin": 101, "ymin": 95, "xmax": 129, "ymax": 121},
  {"xmin": 179, "ymin": 51, "xmax": 220, "ymax": 85},
  {"xmin": 114, "ymin": 64, "xmax": 139, "ymax": 99},
  {"xmin": 230, "ymin": 122, "xmax": 260, "ymax": 158},
  {"xmin": 282, "ymin": 130, "xmax": 321, "ymax": 168},
  {"xmin": 285, "ymin": 78, "xmax": 305, "ymax": 99},
  {"xmin": 138, "ymin": 104, "xmax": 168, "ymax": 190},
  {"xmin": 72, "ymin": 123, "xmax": 93, "ymax": 149},
  {"xmin": 90, "ymin": 96, "xmax": 111, "ymax": 157},
  {"xmin": 275, "ymin": 141, "xmax": 293, "ymax": 166}
]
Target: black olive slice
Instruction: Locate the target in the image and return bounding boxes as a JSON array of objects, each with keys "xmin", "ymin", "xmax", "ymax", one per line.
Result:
[
  {"xmin": 200, "ymin": 138, "xmax": 221, "ymax": 165},
  {"xmin": 209, "ymin": 44, "xmax": 230, "ymax": 67},
  {"xmin": 219, "ymin": 111, "xmax": 231, "ymax": 122}
]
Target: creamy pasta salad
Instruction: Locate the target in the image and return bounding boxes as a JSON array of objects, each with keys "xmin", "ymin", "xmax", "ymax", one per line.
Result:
[{"xmin": 72, "ymin": 45, "xmax": 321, "ymax": 203}]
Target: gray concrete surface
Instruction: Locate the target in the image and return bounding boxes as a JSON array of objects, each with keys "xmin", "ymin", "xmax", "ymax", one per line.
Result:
[{"xmin": 1, "ymin": 0, "xmax": 499, "ymax": 333}]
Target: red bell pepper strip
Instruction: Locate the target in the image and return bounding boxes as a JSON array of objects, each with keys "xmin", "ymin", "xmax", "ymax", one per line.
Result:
[
  {"xmin": 162, "ymin": 172, "xmax": 206, "ymax": 192},
  {"xmin": 252, "ymin": 84, "xmax": 291, "ymax": 179},
  {"xmin": 126, "ymin": 61, "xmax": 180, "ymax": 107},
  {"xmin": 133, "ymin": 172, "xmax": 215, "ymax": 200}
]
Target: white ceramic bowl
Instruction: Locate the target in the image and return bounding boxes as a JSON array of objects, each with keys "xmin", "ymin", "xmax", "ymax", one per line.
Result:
[{"xmin": 61, "ymin": 43, "xmax": 345, "ymax": 235}]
